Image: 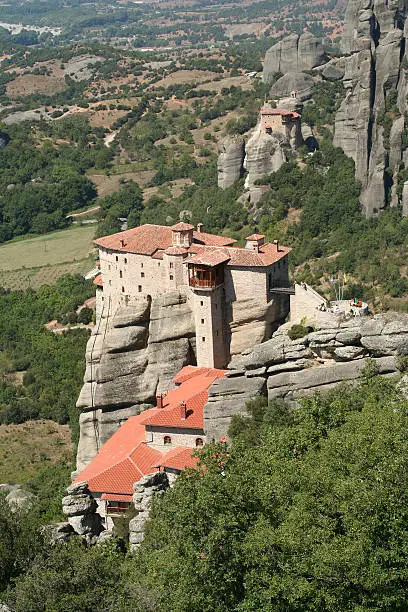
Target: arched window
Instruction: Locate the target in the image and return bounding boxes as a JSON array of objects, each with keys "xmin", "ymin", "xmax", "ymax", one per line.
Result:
[
  {"xmin": 195, "ymin": 438, "xmax": 204, "ymax": 447},
  {"xmin": 164, "ymin": 435, "xmax": 172, "ymax": 445}
]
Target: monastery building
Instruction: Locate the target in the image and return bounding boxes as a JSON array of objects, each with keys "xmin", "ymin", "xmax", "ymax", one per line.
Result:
[{"xmin": 93, "ymin": 222, "xmax": 291, "ymax": 369}]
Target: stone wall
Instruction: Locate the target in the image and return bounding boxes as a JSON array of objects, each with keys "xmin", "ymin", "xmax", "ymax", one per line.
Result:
[{"xmin": 204, "ymin": 313, "xmax": 408, "ymax": 440}]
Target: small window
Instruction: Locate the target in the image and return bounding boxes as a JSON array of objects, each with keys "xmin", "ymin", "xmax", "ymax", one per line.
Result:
[
  {"xmin": 196, "ymin": 438, "xmax": 204, "ymax": 447},
  {"xmin": 116, "ymin": 256, "xmax": 118, "ymax": 262},
  {"xmin": 158, "ymin": 262, "xmax": 161, "ymax": 267},
  {"xmin": 138, "ymin": 285, "xmax": 142, "ymax": 292},
  {"xmin": 200, "ymin": 301, "xmax": 204, "ymax": 306},
  {"xmin": 164, "ymin": 435, "xmax": 172, "ymax": 445},
  {"xmin": 170, "ymin": 275, "xmax": 174, "ymax": 280},
  {"xmin": 119, "ymin": 270, "xmax": 122, "ymax": 278},
  {"xmin": 124, "ymin": 258, "xmax": 127, "ymax": 264},
  {"xmin": 108, "ymin": 265, "xmax": 111, "ymax": 271},
  {"xmin": 102, "ymin": 296, "xmax": 104, "ymax": 301},
  {"xmin": 202, "ymin": 336, "xmax": 206, "ymax": 342},
  {"xmin": 141, "ymin": 263, "xmax": 143, "ymax": 268},
  {"xmin": 121, "ymin": 286, "xmax": 125, "ymax": 293},
  {"xmin": 141, "ymin": 272, "xmax": 145, "ymax": 278},
  {"xmin": 170, "ymin": 262, "xmax": 173, "ymax": 269},
  {"xmin": 215, "ymin": 303, "xmax": 218, "ymax": 310},
  {"xmin": 109, "ymin": 280, "xmax": 112, "ymax": 286},
  {"xmin": 216, "ymin": 330, "xmax": 219, "ymax": 336},
  {"xmin": 201, "ymin": 318, "xmax": 204, "ymax": 324}
]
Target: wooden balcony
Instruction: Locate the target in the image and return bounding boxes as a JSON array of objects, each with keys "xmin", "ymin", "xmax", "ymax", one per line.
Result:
[{"xmin": 188, "ymin": 264, "xmax": 224, "ymax": 291}]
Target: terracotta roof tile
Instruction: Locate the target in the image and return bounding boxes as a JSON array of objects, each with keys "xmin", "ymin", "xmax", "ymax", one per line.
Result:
[
  {"xmin": 161, "ymin": 447, "xmax": 199, "ymax": 471},
  {"xmin": 74, "ymin": 366, "xmax": 227, "ymax": 497},
  {"xmin": 101, "ymin": 493, "xmax": 133, "ymax": 502},
  {"xmin": 171, "ymin": 221, "xmax": 194, "ymax": 231},
  {"xmin": 94, "ymin": 224, "xmax": 236, "ymax": 255},
  {"xmin": 185, "ymin": 248, "xmax": 230, "ymax": 267},
  {"xmin": 246, "ymin": 233, "xmax": 265, "ymax": 240},
  {"xmin": 193, "ymin": 231, "xmax": 236, "ymax": 247},
  {"xmin": 164, "ymin": 246, "xmax": 188, "ymax": 255}
]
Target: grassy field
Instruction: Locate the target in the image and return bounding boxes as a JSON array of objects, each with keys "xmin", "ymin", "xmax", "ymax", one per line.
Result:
[
  {"xmin": 0, "ymin": 225, "xmax": 96, "ymax": 290},
  {"xmin": 0, "ymin": 420, "xmax": 73, "ymax": 484}
]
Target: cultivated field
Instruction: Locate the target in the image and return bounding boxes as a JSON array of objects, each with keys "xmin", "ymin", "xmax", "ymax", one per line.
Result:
[
  {"xmin": 0, "ymin": 225, "xmax": 96, "ymax": 290},
  {"xmin": 0, "ymin": 420, "xmax": 73, "ymax": 484}
]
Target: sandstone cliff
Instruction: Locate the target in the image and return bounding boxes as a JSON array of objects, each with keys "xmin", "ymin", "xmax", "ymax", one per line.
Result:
[
  {"xmin": 263, "ymin": 33, "xmax": 327, "ymax": 83},
  {"xmin": 217, "ymin": 135, "xmax": 245, "ymax": 189},
  {"xmin": 76, "ymin": 291, "xmax": 196, "ymax": 471},
  {"xmin": 334, "ymin": 0, "xmax": 408, "ymax": 216},
  {"xmin": 204, "ymin": 313, "xmax": 408, "ymax": 440}
]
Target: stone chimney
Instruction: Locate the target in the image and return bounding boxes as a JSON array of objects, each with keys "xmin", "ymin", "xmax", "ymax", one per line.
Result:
[
  {"xmin": 180, "ymin": 401, "xmax": 187, "ymax": 420},
  {"xmin": 273, "ymin": 239, "xmax": 280, "ymax": 252},
  {"xmin": 156, "ymin": 393, "xmax": 164, "ymax": 409},
  {"xmin": 120, "ymin": 239, "xmax": 126, "ymax": 248},
  {"xmin": 197, "ymin": 222, "xmax": 204, "ymax": 233}
]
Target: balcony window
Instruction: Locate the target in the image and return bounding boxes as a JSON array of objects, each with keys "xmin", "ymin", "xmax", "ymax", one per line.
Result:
[{"xmin": 164, "ymin": 435, "xmax": 172, "ymax": 445}]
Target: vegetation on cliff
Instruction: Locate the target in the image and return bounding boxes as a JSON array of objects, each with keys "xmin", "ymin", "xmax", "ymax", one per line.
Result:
[{"xmin": 4, "ymin": 370, "xmax": 408, "ymax": 611}]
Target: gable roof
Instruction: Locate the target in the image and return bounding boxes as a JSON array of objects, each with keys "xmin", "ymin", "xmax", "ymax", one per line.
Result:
[
  {"xmin": 73, "ymin": 365, "xmax": 226, "ymax": 497},
  {"xmin": 141, "ymin": 367, "xmax": 226, "ymax": 429},
  {"xmin": 94, "ymin": 224, "xmax": 236, "ymax": 256}
]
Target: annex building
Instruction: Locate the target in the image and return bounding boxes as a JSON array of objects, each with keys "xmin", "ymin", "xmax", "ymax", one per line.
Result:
[
  {"xmin": 93, "ymin": 222, "xmax": 291, "ymax": 369},
  {"xmin": 74, "ymin": 365, "xmax": 226, "ymax": 522}
]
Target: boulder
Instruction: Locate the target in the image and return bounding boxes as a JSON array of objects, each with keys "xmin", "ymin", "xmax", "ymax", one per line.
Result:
[
  {"xmin": 6, "ymin": 488, "xmax": 36, "ymax": 510},
  {"xmin": 217, "ymin": 136, "xmax": 245, "ymax": 189},
  {"xmin": 263, "ymin": 32, "xmax": 327, "ymax": 82},
  {"xmin": 42, "ymin": 522, "xmax": 74, "ymax": 545},
  {"xmin": 269, "ymin": 72, "xmax": 314, "ymax": 102},
  {"xmin": 112, "ymin": 299, "xmax": 151, "ymax": 328},
  {"xmin": 62, "ymin": 492, "xmax": 97, "ymax": 517},
  {"xmin": 68, "ymin": 513, "xmax": 104, "ymax": 536},
  {"xmin": 244, "ymin": 128, "xmax": 287, "ymax": 190}
]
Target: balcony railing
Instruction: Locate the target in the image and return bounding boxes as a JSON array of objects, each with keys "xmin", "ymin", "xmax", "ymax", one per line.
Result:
[{"xmin": 189, "ymin": 277, "xmax": 216, "ymax": 289}]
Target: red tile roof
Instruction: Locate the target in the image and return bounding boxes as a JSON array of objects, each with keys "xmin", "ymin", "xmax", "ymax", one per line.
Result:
[
  {"xmin": 193, "ymin": 231, "xmax": 236, "ymax": 247},
  {"xmin": 260, "ymin": 107, "xmax": 301, "ymax": 118},
  {"xmin": 246, "ymin": 234, "xmax": 265, "ymax": 240},
  {"xmin": 141, "ymin": 368, "xmax": 226, "ymax": 429},
  {"xmin": 74, "ymin": 366, "xmax": 227, "ymax": 498},
  {"xmin": 164, "ymin": 246, "xmax": 188, "ymax": 255},
  {"xmin": 186, "ymin": 248, "xmax": 231, "ymax": 267},
  {"xmin": 171, "ymin": 221, "xmax": 194, "ymax": 231},
  {"xmin": 93, "ymin": 274, "xmax": 103, "ymax": 287},
  {"xmin": 94, "ymin": 224, "xmax": 236, "ymax": 256},
  {"xmin": 185, "ymin": 243, "xmax": 291, "ymax": 268},
  {"xmin": 161, "ymin": 446, "xmax": 199, "ymax": 471},
  {"xmin": 101, "ymin": 493, "xmax": 133, "ymax": 502}
]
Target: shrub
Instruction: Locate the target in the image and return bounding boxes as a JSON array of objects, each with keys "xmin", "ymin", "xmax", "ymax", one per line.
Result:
[{"xmin": 288, "ymin": 324, "xmax": 310, "ymax": 340}]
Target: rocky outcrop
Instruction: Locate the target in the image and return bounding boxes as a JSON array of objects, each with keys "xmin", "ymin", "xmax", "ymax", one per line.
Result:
[
  {"xmin": 335, "ymin": 0, "xmax": 408, "ymax": 216},
  {"xmin": 76, "ymin": 292, "xmax": 195, "ymax": 471},
  {"xmin": 0, "ymin": 484, "xmax": 36, "ymax": 509},
  {"xmin": 269, "ymin": 72, "xmax": 314, "ymax": 102},
  {"xmin": 263, "ymin": 32, "xmax": 327, "ymax": 83},
  {"xmin": 217, "ymin": 135, "xmax": 245, "ymax": 189},
  {"xmin": 244, "ymin": 128, "xmax": 287, "ymax": 191},
  {"xmin": 42, "ymin": 522, "xmax": 75, "ymax": 545},
  {"xmin": 204, "ymin": 313, "xmax": 408, "ymax": 440},
  {"xmin": 62, "ymin": 481, "xmax": 104, "ymax": 537},
  {"xmin": 129, "ymin": 472, "xmax": 169, "ymax": 550}
]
